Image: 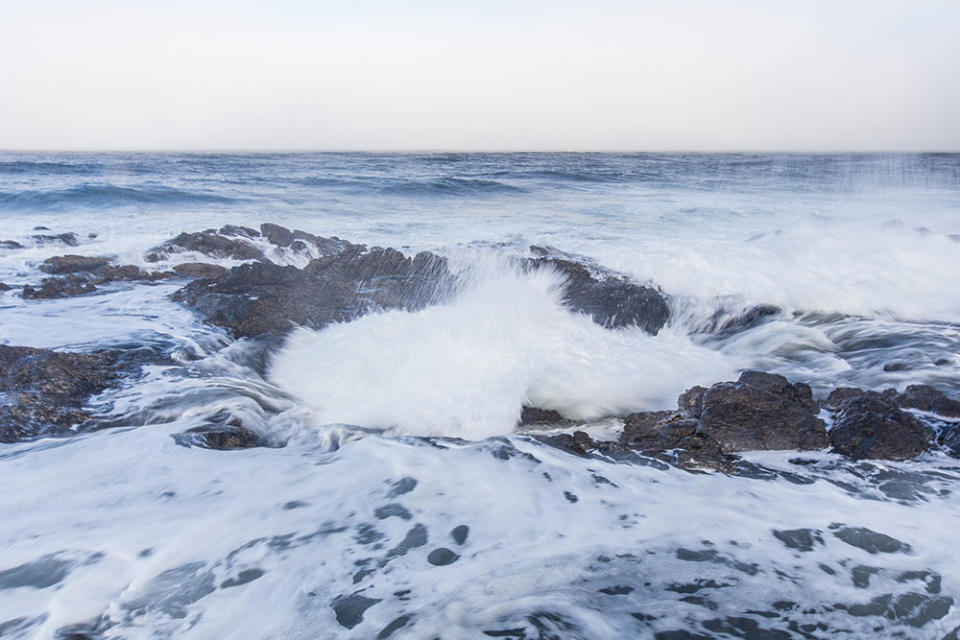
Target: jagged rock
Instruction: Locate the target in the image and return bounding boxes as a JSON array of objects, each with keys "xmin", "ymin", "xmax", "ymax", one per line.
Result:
[
  {"xmin": 526, "ymin": 253, "xmax": 669, "ymax": 334},
  {"xmin": 0, "ymin": 345, "xmax": 118, "ymax": 442},
  {"xmin": 218, "ymin": 224, "xmax": 259, "ymax": 238},
  {"xmin": 172, "ymin": 263, "xmax": 230, "ymax": 280},
  {"xmin": 829, "ymin": 392, "xmax": 935, "ymax": 461},
  {"xmin": 696, "ymin": 372, "xmax": 826, "ymax": 452},
  {"xmin": 261, "ymin": 223, "xmax": 294, "ymax": 247},
  {"xmin": 171, "ymin": 245, "xmax": 453, "ymax": 337},
  {"xmin": 22, "ymin": 276, "xmax": 97, "ymax": 299},
  {"xmin": 619, "ymin": 371, "xmax": 827, "ymax": 462},
  {"xmin": 39, "ymin": 255, "xmax": 110, "ymax": 274},
  {"xmin": 897, "ymin": 385, "xmax": 960, "ymax": 418},
  {"xmin": 146, "ymin": 229, "xmax": 264, "ymax": 262},
  {"xmin": 31, "ymin": 232, "xmax": 78, "ymax": 246}
]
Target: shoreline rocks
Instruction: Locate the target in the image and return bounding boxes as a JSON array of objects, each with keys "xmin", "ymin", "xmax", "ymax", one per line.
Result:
[{"xmin": 0, "ymin": 345, "xmax": 120, "ymax": 442}]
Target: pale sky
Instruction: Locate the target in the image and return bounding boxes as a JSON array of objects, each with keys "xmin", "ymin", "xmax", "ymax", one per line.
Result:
[{"xmin": 1, "ymin": 0, "xmax": 958, "ymax": 151}]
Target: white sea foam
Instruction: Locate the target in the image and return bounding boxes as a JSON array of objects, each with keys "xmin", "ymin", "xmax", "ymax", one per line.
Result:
[{"xmin": 270, "ymin": 267, "xmax": 743, "ymax": 438}]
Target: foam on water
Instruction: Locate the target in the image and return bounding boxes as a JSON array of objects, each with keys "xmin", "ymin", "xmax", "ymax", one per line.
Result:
[
  {"xmin": 270, "ymin": 267, "xmax": 742, "ymax": 438},
  {"xmin": 2, "ymin": 152, "xmax": 960, "ymax": 638}
]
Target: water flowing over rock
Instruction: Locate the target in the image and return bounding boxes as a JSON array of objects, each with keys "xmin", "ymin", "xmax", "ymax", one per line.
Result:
[
  {"xmin": 21, "ymin": 256, "xmax": 173, "ymax": 299},
  {"xmin": 525, "ymin": 247, "xmax": 669, "ymax": 334},
  {"xmin": 0, "ymin": 345, "xmax": 119, "ymax": 442}
]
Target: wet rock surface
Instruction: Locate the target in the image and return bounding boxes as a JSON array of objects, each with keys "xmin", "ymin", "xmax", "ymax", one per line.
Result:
[
  {"xmin": 526, "ymin": 246, "xmax": 669, "ymax": 334},
  {"xmin": 829, "ymin": 392, "xmax": 935, "ymax": 461},
  {"xmin": 171, "ymin": 243, "xmax": 454, "ymax": 337},
  {"xmin": 0, "ymin": 345, "xmax": 119, "ymax": 442},
  {"xmin": 616, "ymin": 372, "xmax": 827, "ymax": 467}
]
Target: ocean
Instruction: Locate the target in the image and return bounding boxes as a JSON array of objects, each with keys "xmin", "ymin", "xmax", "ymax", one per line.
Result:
[{"xmin": 1, "ymin": 152, "xmax": 959, "ymax": 639}]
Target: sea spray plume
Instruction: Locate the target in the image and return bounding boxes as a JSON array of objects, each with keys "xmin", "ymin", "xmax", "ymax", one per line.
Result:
[{"xmin": 269, "ymin": 266, "xmax": 741, "ymax": 439}]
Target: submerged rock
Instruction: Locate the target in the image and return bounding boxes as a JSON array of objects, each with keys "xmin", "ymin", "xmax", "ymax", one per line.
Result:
[
  {"xmin": 0, "ymin": 345, "xmax": 118, "ymax": 442},
  {"xmin": 173, "ymin": 425, "xmax": 261, "ymax": 450},
  {"xmin": 31, "ymin": 232, "xmax": 78, "ymax": 246},
  {"xmin": 829, "ymin": 393, "xmax": 935, "ymax": 461},
  {"xmin": 22, "ymin": 275, "xmax": 98, "ymax": 299},
  {"xmin": 171, "ymin": 245, "xmax": 453, "ymax": 337}
]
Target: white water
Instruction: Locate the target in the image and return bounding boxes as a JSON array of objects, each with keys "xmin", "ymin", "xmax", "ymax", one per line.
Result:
[{"xmin": 2, "ymin": 153, "xmax": 960, "ymax": 638}]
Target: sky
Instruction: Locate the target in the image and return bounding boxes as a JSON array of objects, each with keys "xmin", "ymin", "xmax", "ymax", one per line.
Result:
[{"xmin": 1, "ymin": 0, "xmax": 958, "ymax": 151}]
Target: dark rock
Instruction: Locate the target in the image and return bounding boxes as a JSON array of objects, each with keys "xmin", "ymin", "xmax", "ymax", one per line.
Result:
[
  {"xmin": 829, "ymin": 393, "xmax": 935, "ymax": 460},
  {"xmin": 0, "ymin": 282, "xmax": 9, "ymax": 291},
  {"xmin": 519, "ymin": 406, "xmax": 567, "ymax": 425},
  {"xmin": 146, "ymin": 229, "xmax": 264, "ymax": 262},
  {"xmin": 426, "ymin": 548, "xmax": 459, "ymax": 566},
  {"xmin": 0, "ymin": 240, "xmax": 23, "ymax": 249},
  {"xmin": 704, "ymin": 304, "xmax": 781, "ymax": 335},
  {"xmin": 172, "ymin": 263, "xmax": 230, "ymax": 280},
  {"xmin": 39, "ymin": 255, "xmax": 110, "ymax": 274},
  {"xmin": 537, "ymin": 431, "xmax": 596, "ymax": 456},
  {"xmin": 0, "ymin": 345, "xmax": 118, "ymax": 442},
  {"xmin": 884, "ymin": 362, "xmax": 909, "ymax": 372},
  {"xmin": 171, "ymin": 246, "xmax": 453, "ymax": 338},
  {"xmin": 22, "ymin": 276, "xmax": 97, "ymax": 299},
  {"xmin": 218, "ymin": 224, "xmax": 259, "ymax": 238},
  {"xmin": 451, "ymin": 525, "xmax": 469, "ymax": 545},
  {"xmin": 897, "ymin": 385, "xmax": 960, "ymax": 418},
  {"xmin": 678, "ymin": 386, "xmax": 707, "ymax": 418},
  {"xmin": 825, "ymin": 387, "xmax": 868, "ymax": 410},
  {"xmin": 31, "ymin": 232, "xmax": 78, "ymax": 246},
  {"xmin": 620, "ymin": 411, "xmax": 695, "ymax": 451},
  {"xmin": 526, "ymin": 255, "xmax": 668, "ymax": 334},
  {"xmin": 773, "ymin": 528, "xmax": 824, "ymax": 552},
  {"xmin": 260, "ymin": 223, "xmax": 295, "ymax": 247},
  {"xmin": 188, "ymin": 427, "xmax": 260, "ymax": 450},
  {"xmin": 331, "ymin": 594, "xmax": 381, "ymax": 629},
  {"xmin": 695, "ymin": 371, "xmax": 827, "ymax": 452}
]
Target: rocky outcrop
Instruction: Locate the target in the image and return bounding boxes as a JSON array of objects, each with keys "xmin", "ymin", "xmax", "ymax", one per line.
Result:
[
  {"xmin": 0, "ymin": 345, "xmax": 119, "ymax": 442},
  {"xmin": 21, "ymin": 257, "xmax": 174, "ymax": 300},
  {"xmin": 171, "ymin": 245, "xmax": 453, "ymax": 337},
  {"xmin": 619, "ymin": 372, "xmax": 827, "ymax": 461},
  {"xmin": 525, "ymin": 247, "xmax": 669, "ymax": 334},
  {"xmin": 144, "ymin": 223, "xmax": 351, "ymax": 263},
  {"xmin": 829, "ymin": 392, "xmax": 935, "ymax": 461},
  {"xmin": 896, "ymin": 385, "xmax": 960, "ymax": 418},
  {"xmin": 171, "ymin": 263, "xmax": 230, "ymax": 280}
]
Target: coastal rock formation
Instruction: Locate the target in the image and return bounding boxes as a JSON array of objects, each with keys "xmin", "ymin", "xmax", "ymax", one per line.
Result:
[
  {"xmin": 619, "ymin": 371, "xmax": 827, "ymax": 460},
  {"xmin": 828, "ymin": 392, "xmax": 935, "ymax": 461},
  {"xmin": 144, "ymin": 223, "xmax": 351, "ymax": 263},
  {"xmin": 171, "ymin": 245, "xmax": 453, "ymax": 337},
  {"xmin": 526, "ymin": 246, "xmax": 669, "ymax": 334},
  {"xmin": 22, "ymin": 256, "xmax": 174, "ymax": 300},
  {"xmin": 0, "ymin": 345, "xmax": 119, "ymax": 442}
]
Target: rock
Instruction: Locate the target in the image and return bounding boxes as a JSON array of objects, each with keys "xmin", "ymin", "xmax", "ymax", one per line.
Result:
[
  {"xmin": 702, "ymin": 304, "xmax": 781, "ymax": 335},
  {"xmin": 519, "ymin": 406, "xmax": 568, "ymax": 425},
  {"xmin": 0, "ymin": 345, "xmax": 118, "ymax": 442},
  {"xmin": 825, "ymin": 387, "xmax": 868, "ymax": 410},
  {"xmin": 22, "ymin": 276, "xmax": 97, "ymax": 299},
  {"xmin": 526, "ymin": 254, "xmax": 669, "ymax": 334},
  {"xmin": 178, "ymin": 426, "xmax": 260, "ymax": 450},
  {"xmin": 31, "ymin": 232, "xmax": 78, "ymax": 246},
  {"xmin": 829, "ymin": 392, "xmax": 935, "ymax": 460},
  {"xmin": 677, "ymin": 386, "xmax": 707, "ymax": 418},
  {"xmin": 172, "ymin": 263, "xmax": 230, "ymax": 280},
  {"xmin": 619, "ymin": 411, "xmax": 695, "ymax": 451},
  {"xmin": 218, "ymin": 224, "xmax": 259, "ymax": 238},
  {"xmin": 39, "ymin": 255, "xmax": 111, "ymax": 274},
  {"xmin": 0, "ymin": 283, "xmax": 9, "ymax": 291},
  {"xmin": 146, "ymin": 229, "xmax": 264, "ymax": 262},
  {"xmin": 260, "ymin": 223, "xmax": 295, "ymax": 247},
  {"xmin": 171, "ymin": 245, "xmax": 453, "ymax": 338},
  {"xmin": 695, "ymin": 371, "xmax": 827, "ymax": 452},
  {"xmin": 0, "ymin": 240, "xmax": 23, "ymax": 249},
  {"xmin": 896, "ymin": 385, "xmax": 960, "ymax": 418}
]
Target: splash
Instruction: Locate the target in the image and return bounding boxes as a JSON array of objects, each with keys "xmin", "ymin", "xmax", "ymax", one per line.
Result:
[{"xmin": 269, "ymin": 266, "xmax": 742, "ymax": 438}]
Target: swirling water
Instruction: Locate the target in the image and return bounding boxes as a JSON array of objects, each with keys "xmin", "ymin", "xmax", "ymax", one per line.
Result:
[{"xmin": 1, "ymin": 152, "xmax": 960, "ymax": 639}]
